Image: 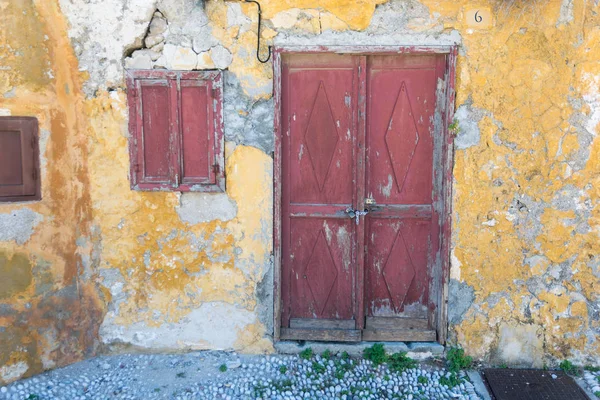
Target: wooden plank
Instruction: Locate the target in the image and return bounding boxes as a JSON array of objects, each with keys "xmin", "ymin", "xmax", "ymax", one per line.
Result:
[
  {"xmin": 273, "ymin": 48, "xmax": 283, "ymax": 342},
  {"xmin": 290, "ymin": 318, "xmax": 355, "ymax": 330},
  {"xmin": 366, "ymin": 317, "xmax": 429, "ymax": 331},
  {"xmin": 281, "ymin": 328, "xmax": 361, "ymax": 342},
  {"xmin": 362, "ymin": 329, "xmax": 436, "ymax": 342},
  {"xmin": 275, "ymin": 45, "xmax": 455, "ymax": 55},
  {"xmin": 355, "ymin": 55, "xmax": 367, "ymax": 330}
]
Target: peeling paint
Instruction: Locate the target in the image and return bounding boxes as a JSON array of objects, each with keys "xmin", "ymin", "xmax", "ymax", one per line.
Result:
[{"xmin": 1, "ymin": 0, "xmax": 600, "ymax": 384}]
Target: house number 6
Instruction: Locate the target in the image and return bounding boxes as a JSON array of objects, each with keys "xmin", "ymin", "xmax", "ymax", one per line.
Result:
[{"xmin": 474, "ymin": 10, "xmax": 483, "ymax": 23}]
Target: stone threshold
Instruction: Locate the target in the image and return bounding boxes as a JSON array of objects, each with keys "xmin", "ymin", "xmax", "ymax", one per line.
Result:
[{"xmin": 275, "ymin": 341, "xmax": 444, "ymax": 359}]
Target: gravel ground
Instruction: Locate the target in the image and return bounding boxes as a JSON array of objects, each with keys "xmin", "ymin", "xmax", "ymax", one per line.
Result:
[
  {"xmin": 0, "ymin": 351, "xmax": 481, "ymax": 400},
  {"xmin": 583, "ymin": 370, "xmax": 600, "ymax": 398}
]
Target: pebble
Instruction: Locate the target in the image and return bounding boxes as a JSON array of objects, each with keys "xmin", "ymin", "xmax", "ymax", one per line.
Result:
[{"xmin": 1, "ymin": 352, "xmax": 481, "ymax": 400}]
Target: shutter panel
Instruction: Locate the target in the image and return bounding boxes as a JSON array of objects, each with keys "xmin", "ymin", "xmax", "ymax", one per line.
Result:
[
  {"xmin": 126, "ymin": 70, "xmax": 223, "ymax": 192},
  {"xmin": 179, "ymin": 79, "xmax": 213, "ymax": 185},
  {"xmin": 135, "ymin": 79, "xmax": 176, "ymax": 187},
  {"xmin": 0, "ymin": 117, "xmax": 40, "ymax": 202}
]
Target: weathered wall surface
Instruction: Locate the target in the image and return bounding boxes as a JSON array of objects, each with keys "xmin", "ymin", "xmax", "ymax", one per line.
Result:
[
  {"xmin": 1, "ymin": 0, "xmax": 599, "ymax": 383},
  {"xmin": 0, "ymin": 0, "xmax": 105, "ymax": 384}
]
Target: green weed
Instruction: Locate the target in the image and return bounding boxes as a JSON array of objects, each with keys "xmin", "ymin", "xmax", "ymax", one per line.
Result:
[
  {"xmin": 559, "ymin": 360, "xmax": 579, "ymax": 375},
  {"xmin": 387, "ymin": 352, "xmax": 417, "ymax": 373},
  {"xmin": 417, "ymin": 376, "xmax": 429, "ymax": 385},
  {"xmin": 446, "ymin": 347, "xmax": 472, "ymax": 372},
  {"xmin": 219, "ymin": 364, "xmax": 227, "ymax": 373},
  {"xmin": 299, "ymin": 348, "xmax": 313, "ymax": 360},
  {"xmin": 439, "ymin": 372, "xmax": 462, "ymax": 389},
  {"xmin": 363, "ymin": 343, "xmax": 387, "ymax": 366},
  {"xmin": 279, "ymin": 365, "xmax": 287, "ymax": 374}
]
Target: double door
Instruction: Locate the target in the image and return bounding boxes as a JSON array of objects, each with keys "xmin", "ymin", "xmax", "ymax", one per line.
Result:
[{"xmin": 280, "ymin": 53, "xmax": 447, "ymax": 342}]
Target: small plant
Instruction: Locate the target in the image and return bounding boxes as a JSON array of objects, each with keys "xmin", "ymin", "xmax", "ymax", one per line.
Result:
[
  {"xmin": 312, "ymin": 361, "xmax": 326, "ymax": 374},
  {"xmin": 279, "ymin": 365, "xmax": 287, "ymax": 374},
  {"xmin": 439, "ymin": 372, "xmax": 462, "ymax": 388},
  {"xmin": 299, "ymin": 347, "xmax": 313, "ymax": 360},
  {"xmin": 596, "ymin": 376, "xmax": 600, "ymax": 384},
  {"xmin": 26, "ymin": 395, "xmax": 40, "ymax": 400},
  {"xmin": 499, "ymin": 363, "xmax": 508, "ymax": 369},
  {"xmin": 585, "ymin": 365, "xmax": 600, "ymax": 372},
  {"xmin": 448, "ymin": 119, "xmax": 460, "ymax": 136},
  {"xmin": 273, "ymin": 379, "xmax": 293, "ymax": 391},
  {"xmin": 363, "ymin": 343, "xmax": 387, "ymax": 366},
  {"xmin": 176, "ymin": 372, "xmax": 186, "ymax": 378},
  {"xmin": 417, "ymin": 375, "xmax": 429, "ymax": 385},
  {"xmin": 219, "ymin": 364, "xmax": 227, "ymax": 372},
  {"xmin": 322, "ymin": 349, "xmax": 332, "ymax": 360},
  {"xmin": 595, "ymin": 391, "xmax": 600, "ymax": 399},
  {"xmin": 559, "ymin": 360, "xmax": 579, "ymax": 375},
  {"xmin": 341, "ymin": 351, "xmax": 350, "ymax": 360},
  {"xmin": 387, "ymin": 351, "xmax": 417, "ymax": 373},
  {"xmin": 446, "ymin": 347, "xmax": 472, "ymax": 372},
  {"xmin": 153, "ymin": 388, "xmax": 161, "ymax": 393}
]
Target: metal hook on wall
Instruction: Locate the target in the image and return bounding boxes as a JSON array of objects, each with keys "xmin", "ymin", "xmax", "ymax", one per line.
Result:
[{"xmin": 243, "ymin": 0, "xmax": 272, "ymax": 63}]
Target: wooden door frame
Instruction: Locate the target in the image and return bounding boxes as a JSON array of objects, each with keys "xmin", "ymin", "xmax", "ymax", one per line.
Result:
[{"xmin": 273, "ymin": 45, "xmax": 458, "ymax": 344}]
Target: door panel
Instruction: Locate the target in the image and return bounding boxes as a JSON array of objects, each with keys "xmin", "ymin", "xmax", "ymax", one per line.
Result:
[
  {"xmin": 281, "ymin": 54, "xmax": 358, "ymax": 330},
  {"xmin": 365, "ymin": 217, "xmax": 431, "ymax": 318},
  {"xmin": 279, "ymin": 52, "xmax": 446, "ymax": 342},
  {"xmin": 364, "ymin": 55, "xmax": 444, "ymax": 328}
]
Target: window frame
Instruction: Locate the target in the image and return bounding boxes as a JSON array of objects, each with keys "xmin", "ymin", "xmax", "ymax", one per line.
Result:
[
  {"xmin": 125, "ymin": 69, "xmax": 225, "ymax": 193},
  {"xmin": 0, "ymin": 116, "xmax": 41, "ymax": 203}
]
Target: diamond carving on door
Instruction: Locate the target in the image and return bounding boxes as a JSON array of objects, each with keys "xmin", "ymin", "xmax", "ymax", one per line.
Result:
[
  {"xmin": 382, "ymin": 227, "xmax": 416, "ymax": 311},
  {"xmin": 304, "ymin": 82, "xmax": 340, "ymax": 191},
  {"xmin": 304, "ymin": 230, "xmax": 339, "ymax": 315},
  {"xmin": 385, "ymin": 82, "xmax": 420, "ymax": 193},
  {"xmin": 279, "ymin": 53, "xmax": 448, "ymax": 343}
]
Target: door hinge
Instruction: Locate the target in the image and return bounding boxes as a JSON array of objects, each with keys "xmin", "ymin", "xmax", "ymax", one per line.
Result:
[
  {"xmin": 134, "ymin": 164, "xmax": 141, "ymax": 173},
  {"xmin": 212, "ymin": 163, "xmax": 220, "ymax": 174}
]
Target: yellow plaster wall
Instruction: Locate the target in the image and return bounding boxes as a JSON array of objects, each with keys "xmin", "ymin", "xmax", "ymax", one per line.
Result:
[
  {"xmin": 0, "ymin": 0, "xmax": 104, "ymax": 384},
  {"xmin": 2, "ymin": 0, "xmax": 600, "ymax": 383}
]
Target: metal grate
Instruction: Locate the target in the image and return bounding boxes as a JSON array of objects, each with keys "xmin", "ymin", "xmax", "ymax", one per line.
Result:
[{"xmin": 483, "ymin": 369, "xmax": 590, "ymax": 400}]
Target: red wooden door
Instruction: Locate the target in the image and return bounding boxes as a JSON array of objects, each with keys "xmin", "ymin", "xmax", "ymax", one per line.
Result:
[
  {"xmin": 279, "ymin": 53, "xmax": 446, "ymax": 342},
  {"xmin": 280, "ymin": 54, "xmax": 361, "ymax": 341},
  {"xmin": 363, "ymin": 55, "xmax": 445, "ymax": 341}
]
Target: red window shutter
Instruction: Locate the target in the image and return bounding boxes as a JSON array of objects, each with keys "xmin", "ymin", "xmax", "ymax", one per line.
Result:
[
  {"xmin": 126, "ymin": 70, "xmax": 224, "ymax": 192},
  {"xmin": 179, "ymin": 79, "xmax": 212, "ymax": 185},
  {"xmin": 0, "ymin": 117, "xmax": 40, "ymax": 202}
]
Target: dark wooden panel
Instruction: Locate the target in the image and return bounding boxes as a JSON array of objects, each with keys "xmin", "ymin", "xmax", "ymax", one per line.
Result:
[
  {"xmin": 362, "ymin": 329, "xmax": 436, "ymax": 342},
  {"xmin": 365, "ymin": 55, "xmax": 444, "ymax": 322},
  {"xmin": 0, "ymin": 117, "xmax": 40, "ymax": 202},
  {"xmin": 290, "ymin": 318, "xmax": 355, "ymax": 330},
  {"xmin": 180, "ymin": 81, "xmax": 211, "ymax": 184},
  {"xmin": 139, "ymin": 80, "xmax": 173, "ymax": 182},
  {"xmin": 280, "ymin": 328, "xmax": 361, "ymax": 342},
  {"xmin": 366, "ymin": 316, "xmax": 429, "ymax": 330},
  {"xmin": 0, "ymin": 130, "xmax": 23, "ymax": 186},
  {"xmin": 281, "ymin": 54, "xmax": 359, "ymax": 327}
]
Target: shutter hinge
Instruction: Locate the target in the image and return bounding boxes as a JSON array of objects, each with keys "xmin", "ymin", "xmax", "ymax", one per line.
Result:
[
  {"xmin": 212, "ymin": 163, "xmax": 220, "ymax": 174},
  {"xmin": 134, "ymin": 164, "xmax": 141, "ymax": 173}
]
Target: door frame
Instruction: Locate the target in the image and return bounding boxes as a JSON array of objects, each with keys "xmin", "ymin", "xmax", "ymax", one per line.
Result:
[{"xmin": 273, "ymin": 45, "xmax": 458, "ymax": 344}]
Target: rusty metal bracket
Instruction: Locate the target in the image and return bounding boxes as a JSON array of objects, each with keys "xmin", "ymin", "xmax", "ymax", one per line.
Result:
[{"xmin": 244, "ymin": 0, "xmax": 272, "ymax": 63}]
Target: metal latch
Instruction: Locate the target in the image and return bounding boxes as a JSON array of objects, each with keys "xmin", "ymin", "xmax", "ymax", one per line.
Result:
[
  {"xmin": 345, "ymin": 207, "xmax": 369, "ymax": 225},
  {"xmin": 365, "ymin": 198, "xmax": 376, "ymax": 205}
]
